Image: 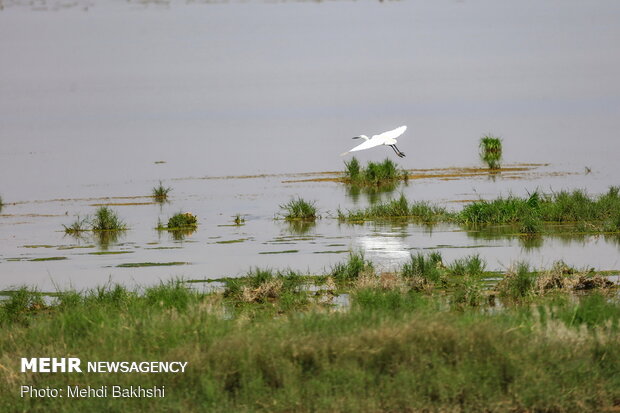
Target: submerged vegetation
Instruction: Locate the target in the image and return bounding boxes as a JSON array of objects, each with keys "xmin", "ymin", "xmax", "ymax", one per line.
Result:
[
  {"xmin": 152, "ymin": 180, "xmax": 171, "ymax": 202},
  {"xmin": 479, "ymin": 134, "xmax": 503, "ymax": 169},
  {"xmin": 279, "ymin": 197, "xmax": 318, "ymax": 220},
  {"xmin": 344, "ymin": 157, "xmax": 408, "ymax": 186},
  {"xmin": 1, "ymin": 253, "xmax": 618, "ymax": 411}
]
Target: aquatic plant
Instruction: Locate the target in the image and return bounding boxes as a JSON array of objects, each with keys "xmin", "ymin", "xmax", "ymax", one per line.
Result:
[
  {"xmin": 479, "ymin": 134, "xmax": 503, "ymax": 169},
  {"xmin": 152, "ymin": 181, "xmax": 172, "ymax": 202},
  {"xmin": 339, "ymin": 193, "xmax": 449, "ymax": 223},
  {"xmin": 91, "ymin": 207, "xmax": 127, "ymax": 231},
  {"xmin": 280, "ymin": 197, "xmax": 318, "ymax": 221},
  {"xmin": 63, "ymin": 215, "xmax": 89, "ymax": 234},
  {"xmin": 344, "ymin": 157, "xmax": 408, "ymax": 186},
  {"xmin": 458, "ymin": 188, "xmax": 620, "ymax": 230},
  {"xmin": 166, "ymin": 212, "xmax": 198, "ymax": 229},
  {"xmin": 233, "ymin": 214, "xmax": 245, "ymax": 225}
]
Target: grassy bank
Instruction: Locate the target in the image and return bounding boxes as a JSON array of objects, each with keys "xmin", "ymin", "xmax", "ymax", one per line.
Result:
[{"xmin": 1, "ymin": 255, "xmax": 618, "ymax": 412}]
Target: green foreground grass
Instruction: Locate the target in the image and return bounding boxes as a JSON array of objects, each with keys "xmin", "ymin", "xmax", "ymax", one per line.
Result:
[{"xmin": 1, "ymin": 253, "xmax": 619, "ymax": 412}]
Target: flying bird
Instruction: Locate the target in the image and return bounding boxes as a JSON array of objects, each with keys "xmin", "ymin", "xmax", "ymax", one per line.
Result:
[{"xmin": 341, "ymin": 125, "xmax": 407, "ymax": 158}]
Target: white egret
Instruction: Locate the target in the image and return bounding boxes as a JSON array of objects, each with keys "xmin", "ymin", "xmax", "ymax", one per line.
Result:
[{"xmin": 340, "ymin": 125, "xmax": 407, "ymax": 158}]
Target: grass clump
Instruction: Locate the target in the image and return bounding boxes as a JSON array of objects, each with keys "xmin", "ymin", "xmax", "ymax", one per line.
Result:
[
  {"xmin": 447, "ymin": 253, "xmax": 486, "ymax": 276},
  {"xmin": 497, "ymin": 262, "xmax": 537, "ymax": 300},
  {"xmin": 401, "ymin": 252, "xmax": 443, "ymax": 286},
  {"xmin": 339, "ymin": 193, "xmax": 449, "ymax": 223},
  {"xmin": 344, "ymin": 157, "xmax": 408, "ymax": 186},
  {"xmin": 91, "ymin": 207, "xmax": 127, "ymax": 231},
  {"xmin": 163, "ymin": 212, "xmax": 198, "ymax": 229},
  {"xmin": 330, "ymin": 251, "xmax": 374, "ymax": 282},
  {"xmin": 62, "ymin": 215, "xmax": 89, "ymax": 235},
  {"xmin": 280, "ymin": 197, "xmax": 318, "ymax": 221},
  {"xmin": 152, "ymin": 180, "xmax": 171, "ymax": 202},
  {"xmin": 479, "ymin": 134, "xmax": 503, "ymax": 169}
]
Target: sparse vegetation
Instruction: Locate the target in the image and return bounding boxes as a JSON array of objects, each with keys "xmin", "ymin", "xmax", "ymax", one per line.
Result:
[
  {"xmin": 62, "ymin": 215, "xmax": 89, "ymax": 234},
  {"xmin": 91, "ymin": 206, "xmax": 127, "ymax": 231},
  {"xmin": 152, "ymin": 180, "xmax": 171, "ymax": 202},
  {"xmin": 479, "ymin": 134, "xmax": 503, "ymax": 169},
  {"xmin": 280, "ymin": 197, "xmax": 318, "ymax": 220},
  {"xmin": 344, "ymin": 157, "xmax": 408, "ymax": 186}
]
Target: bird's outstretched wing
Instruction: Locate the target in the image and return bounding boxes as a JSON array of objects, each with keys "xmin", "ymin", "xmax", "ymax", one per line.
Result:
[
  {"xmin": 347, "ymin": 138, "xmax": 383, "ymax": 153},
  {"xmin": 375, "ymin": 125, "xmax": 407, "ymax": 143}
]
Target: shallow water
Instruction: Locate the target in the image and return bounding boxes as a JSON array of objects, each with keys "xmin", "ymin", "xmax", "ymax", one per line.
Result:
[{"xmin": 1, "ymin": 0, "xmax": 620, "ymax": 290}]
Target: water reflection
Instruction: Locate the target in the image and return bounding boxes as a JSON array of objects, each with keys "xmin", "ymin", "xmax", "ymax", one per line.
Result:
[
  {"xmin": 283, "ymin": 220, "xmax": 316, "ymax": 236},
  {"xmin": 94, "ymin": 230, "xmax": 126, "ymax": 250},
  {"xmin": 345, "ymin": 182, "xmax": 402, "ymax": 205},
  {"xmin": 463, "ymin": 224, "xmax": 620, "ymax": 251}
]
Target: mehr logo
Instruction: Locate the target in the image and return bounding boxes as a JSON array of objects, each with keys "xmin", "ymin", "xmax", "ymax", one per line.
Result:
[{"xmin": 21, "ymin": 358, "xmax": 82, "ymax": 373}]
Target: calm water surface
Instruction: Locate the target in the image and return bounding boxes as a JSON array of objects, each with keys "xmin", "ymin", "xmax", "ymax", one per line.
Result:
[{"xmin": 1, "ymin": 0, "xmax": 619, "ymax": 290}]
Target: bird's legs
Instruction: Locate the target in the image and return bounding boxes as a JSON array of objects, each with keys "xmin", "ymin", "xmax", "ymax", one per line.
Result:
[{"xmin": 390, "ymin": 145, "xmax": 406, "ymax": 158}]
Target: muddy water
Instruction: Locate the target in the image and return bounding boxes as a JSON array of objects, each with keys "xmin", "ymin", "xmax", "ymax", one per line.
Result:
[{"xmin": 1, "ymin": 0, "xmax": 620, "ymax": 290}]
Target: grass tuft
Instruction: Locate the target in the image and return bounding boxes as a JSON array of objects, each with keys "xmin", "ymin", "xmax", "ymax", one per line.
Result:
[
  {"xmin": 91, "ymin": 207, "xmax": 127, "ymax": 231},
  {"xmin": 164, "ymin": 212, "xmax": 198, "ymax": 229},
  {"xmin": 479, "ymin": 134, "xmax": 503, "ymax": 169},
  {"xmin": 280, "ymin": 197, "xmax": 318, "ymax": 221},
  {"xmin": 330, "ymin": 251, "xmax": 374, "ymax": 282},
  {"xmin": 344, "ymin": 157, "xmax": 408, "ymax": 186},
  {"xmin": 63, "ymin": 215, "xmax": 89, "ymax": 234},
  {"xmin": 152, "ymin": 181, "xmax": 171, "ymax": 202}
]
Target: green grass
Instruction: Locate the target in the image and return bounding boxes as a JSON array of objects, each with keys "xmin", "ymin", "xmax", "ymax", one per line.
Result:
[
  {"xmin": 280, "ymin": 197, "xmax": 318, "ymax": 221},
  {"xmin": 152, "ymin": 180, "xmax": 171, "ymax": 202},
  {"xmin": 330, "ymin": 251, "xmax": 374, "ymax": 282},
  {"xmin": 162, "ymin": 212, "xmax": 198, "ymax": 229},
  {"xmin": 62, "ymin": 215, "xmax": 89, "ymax": 234},
  {"xmin": 1, "ymin": 274, "xmax": 619, "ymax": 412},
  {"xmin": 479, "ymin": 134, "xmax": 503, "ymax": 169},
  {"xmin": 457, "ymin": 188, "xmax": 620, "ymax": 233},
  {"xmin": 344, "ymin": 157, "xmax": 408, "ymax": 186},
  {"xmin": 91, "ymin": 206, "xmax": 127, "ymax": 231},
  {"xmin": 338, "ymin": 193, "xmax": 450, "ymax": 223}
]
